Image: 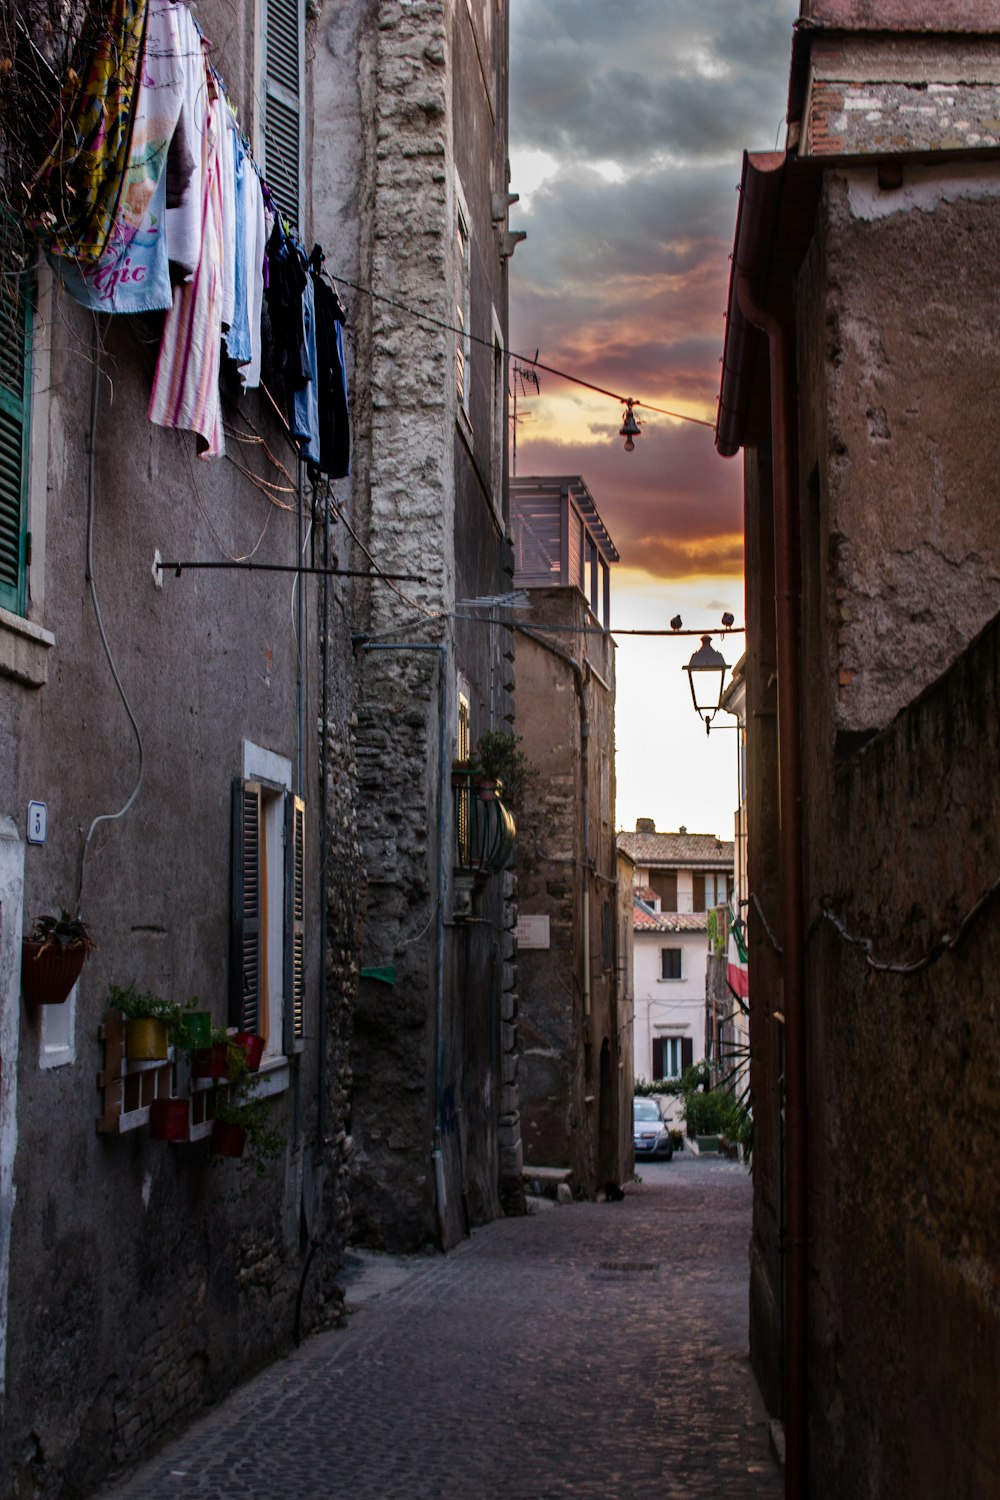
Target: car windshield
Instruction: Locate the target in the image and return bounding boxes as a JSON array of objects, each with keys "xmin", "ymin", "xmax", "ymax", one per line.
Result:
[{"xmin": 633, "ymin": 1100, "xmax": 660, "ymax": 1121}]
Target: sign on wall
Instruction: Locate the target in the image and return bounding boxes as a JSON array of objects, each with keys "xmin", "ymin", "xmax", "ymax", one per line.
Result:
[{"xmin": 515, "ymin": 914, "xmax": 550, "ymax": 949}]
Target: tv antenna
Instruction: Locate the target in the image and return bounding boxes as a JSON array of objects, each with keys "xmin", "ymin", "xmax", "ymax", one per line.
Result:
[{"xmin": 509, "ymin": 353, "xmax": 540, "ymax": 476}]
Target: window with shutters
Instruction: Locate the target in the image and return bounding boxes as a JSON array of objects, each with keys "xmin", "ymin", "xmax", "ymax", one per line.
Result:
[
  {"xmin": 455, "ymin": 177, "xmax": 472, "ymax": 420},
  {"xmin": 652, "ymin": 1035, "xmax": 692, "ymax": 1080},
  {"xmin": 0, "ymin": 232, "xmax": 32, "ymax": 617},
  {"xmin": 650, "ymin": 870, "xmax": 677, "ymax": 911},
  {"xmin": 231, "ymin": 763, "xmax": 305, "ymax": 1066},
  {"xmin": 659, "ymin": 947, "xmax": 682, "ymax": 981},
  {"xmin": 261, "ymin": 0, "xmax": 304, "ymax": 231}
]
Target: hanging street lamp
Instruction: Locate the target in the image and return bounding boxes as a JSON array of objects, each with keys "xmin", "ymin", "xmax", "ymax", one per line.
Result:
[{"xmin": 683, "ymin": 634, "xmax": 730, "ymax": 733}]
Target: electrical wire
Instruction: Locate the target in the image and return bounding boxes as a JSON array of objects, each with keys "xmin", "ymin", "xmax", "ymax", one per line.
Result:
[
  {"xmin": 76, "ymin": 315, "xmax": 145, "ymax": 917},
  {"xmin": 325, "ymin": 270, "xmax": 716, "ymax": 430}
]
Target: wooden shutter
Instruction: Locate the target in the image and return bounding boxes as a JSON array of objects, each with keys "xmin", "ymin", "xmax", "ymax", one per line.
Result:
[
  {"xmin": 0, "ymin": 239, "xmax": 31, "ymax": 615},
  {"xmin": 682, "ymin": 1036, "xmax": 693, "ymax": 1072},
  {"xmin": 230, "ymin": 780, "xmax": 263, "ymax": 1032},
  {"xmin": 262, "ymin": 0, "xmax": 304, "ymax": 230},
  {"xmin": 283, "ymin": 792, "xmax": 305, "ymax": 1050},
  {"xmin": 692, "ymin": 873, "xmax": 706, "ymax": 912},
  {"xmin": 652, "ymin": 1037, "xmax": 665, "ymax": 1080}
]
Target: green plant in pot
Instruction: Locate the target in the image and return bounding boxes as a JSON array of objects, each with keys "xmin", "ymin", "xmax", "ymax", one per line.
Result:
[
  {"xmin": 192, "ymin": 1025, "xmax": 234, "ymax": 1080},
  {"xmin": 108, "ymin": 982, "xmax": 181, "ymax": 1061},
  {"xmin": 22, "ymin": 911, "xmax": 96, "ymax": 1006},
  {"xmin": 174, "ymin": 996, "xmax": 213, "ymax": 1050},
  {"xmin": 211, "ymin": 1087, "xmax": 282, "ymax": 1170},
  {"xmin": 473, "ymin": 730, "xmax": 531, "ymax": 808}
]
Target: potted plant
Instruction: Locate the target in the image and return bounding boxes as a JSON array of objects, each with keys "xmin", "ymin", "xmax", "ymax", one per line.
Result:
[
  {"xmin": 232, "ymin": 1030, "xmax": 265, "ymax": 1072},
  {"xmin": 21, "ymin": 911, "xmax": 96, "ymax": 1005},
  {"xmin": 175, "ymin": 999, "xmax": 213, "ymax": 1050},
  {"xmin": 149, "ymin": 1096, "xmax": 191, "ymax": 1142},
  {"xmin": 210, "ymin": 1089, "xmax": 282, "ymax": 1169},
  {"xmin": 107, "ymin": 983, "xmax": 180, "ymax": 1061},
  {"xmin": 473, "ymin": 730, "xmax": 531, "ymax": 808},
  {"xmin": 192, "ymin": 1025, "xmax": 233, "ymax": 1080}
]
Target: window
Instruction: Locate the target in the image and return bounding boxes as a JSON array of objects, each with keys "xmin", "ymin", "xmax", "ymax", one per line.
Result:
[
  {"xmin": 650, "ymin": 870, "xmax": 677, "ymax": 911},
  {"xmin": 0, "ymin": 237, "xmax": 32, "ymax": 616},
  {"xmin": 652, "ymin": 1035, "xmax": 693, "ymax": 1080},
  {"xmin": 231, "ymin": 769, "xmax": 305, "ymax": 1058},
  {"xmin": 692, "ymin": 873, "xmax": 706, "ymax": 912},
  {"xmin": 660, "ymin": 947, "xmax": 682, "ymax": 981},
  {"xmin": 456, "ymin": 688, "xmax": 471, "ymax": 860},
  {"xmin": 261, "ymin": 0, "xmax": 304, "ymax": 231},
  {"xmin": 455, "ymin": 180, "xmax": 471, "ymax": 417},
  {"xmin": 457, "ymin": 690, "xmax": 471, "ymax": 762}
]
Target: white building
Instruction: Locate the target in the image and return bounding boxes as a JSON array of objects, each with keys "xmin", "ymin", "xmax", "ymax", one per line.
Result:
[{"xmin": 617, "ymin": 822, "xmax": 734, "ymax": 1084}]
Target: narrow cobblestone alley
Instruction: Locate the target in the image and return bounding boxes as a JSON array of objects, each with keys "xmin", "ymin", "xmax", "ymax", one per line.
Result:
[{"xmin": 97, "ymin": 1158, "xmax": 779, "ymax": 1500}]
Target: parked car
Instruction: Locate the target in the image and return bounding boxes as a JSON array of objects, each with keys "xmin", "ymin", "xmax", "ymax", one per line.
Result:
[{"xmin": 633, "ymin": 1097, "xmax": 674, "ymax": 1160}]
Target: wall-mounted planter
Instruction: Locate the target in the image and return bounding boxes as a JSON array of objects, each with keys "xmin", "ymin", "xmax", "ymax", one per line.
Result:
[
  {"xmin": 210, "ymin": 1119, "xmax": 246, "ymax": 1158},
  {"xmin": 232, "ymin": 1032, "xmax": 265, "ymax": 1072},
  {"xmin": 192, "ymin": 1042, "xmax": 230, "ymax": 1080},
  {"xmin": 149, "ymin": 1097, "xmax": 190, "ymax": 1142},
  {"xmin": 20, "ymin": 939, "xmax": 88, "ymax": 1006},
  {"xmin": 176, "ymin": 1011, "xmax": 213, "ymax": 1049},
  {"xmin": 126, "ymin": 1016, "xmax": 170, "ymax": 1061}
]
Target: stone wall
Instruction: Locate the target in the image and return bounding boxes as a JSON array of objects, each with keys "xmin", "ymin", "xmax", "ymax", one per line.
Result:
[{"xmin": 317, "ymin": 0, "xmax": 518, "ymax": 1251}]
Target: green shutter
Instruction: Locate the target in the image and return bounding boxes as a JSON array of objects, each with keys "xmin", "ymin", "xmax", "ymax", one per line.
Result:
[
  {"xmin": 230, "ymin": 779, "xmax": 263, "ymax": 1032},
  {"xmin": 283, "ymin": 793, "xmax": 305, "ymax": 1050},
  {"xmin": 0, "ymin": 249, "xmax": 32, "ymax": 616},
  {"xmin": 262, "ymin": 0, "xmax": 303, "ymax": 230}
]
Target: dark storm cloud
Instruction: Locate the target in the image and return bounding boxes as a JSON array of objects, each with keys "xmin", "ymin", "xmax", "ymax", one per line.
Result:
[
  {"xmin": 510, "ymin": 1, "xmax": 794, "ymax": 166},
  {"xmin": 508, "ymin": 1, "xmax": 797, "ymax": 580}
]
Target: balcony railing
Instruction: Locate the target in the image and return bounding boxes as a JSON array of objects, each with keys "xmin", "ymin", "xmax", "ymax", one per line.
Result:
[{"xmin": 452, "ymin": 768, "xmax": 516, "ymax": 875}]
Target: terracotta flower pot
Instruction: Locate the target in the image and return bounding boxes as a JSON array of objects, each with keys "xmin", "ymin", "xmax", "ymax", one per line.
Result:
[
  {"xmin": 210, "ymin": 1120, "xmax": 246, "ymax": 1158},
  {"xmin": 232, "ymin": 1032, "xmax": 265, "ymax": 1072},
  {"xmin": 149, "ymin": 1097, "xmax": 190, "ymax": 1142},
  {"xmin": 20, "ymin": 939, "xmax": 87, "ymax": 1006},
  {"xmin": 126, "ymin": 1016, "xmax": 170, "ymax": 1061},
  {"xmin": 192, "ymin": 1042, "xmax": 230, "ymax": 1079},
  {"xmin": 176, "ymin": 1011, "xmax": 212, "ymax": 1049}
]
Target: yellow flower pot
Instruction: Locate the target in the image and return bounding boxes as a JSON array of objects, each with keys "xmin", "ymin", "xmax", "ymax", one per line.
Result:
[{"xmin": 126, "ymin": 1017, "xmax": 169, "ymax": 1061}]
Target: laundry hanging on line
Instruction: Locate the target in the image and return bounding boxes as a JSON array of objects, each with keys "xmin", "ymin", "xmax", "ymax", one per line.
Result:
[{"xmin": 20, "ymin": 0, "xmax": 350, "ymax": 476}]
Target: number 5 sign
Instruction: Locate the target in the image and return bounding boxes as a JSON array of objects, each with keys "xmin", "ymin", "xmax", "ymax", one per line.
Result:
[{"xmin": 27, "ymin": 801, "xmax": 47, "ymax": 845}]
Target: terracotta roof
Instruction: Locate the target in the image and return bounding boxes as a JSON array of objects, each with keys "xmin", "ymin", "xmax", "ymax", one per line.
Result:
[
  {"xmin": 632, "ymin": 897, "xmax": 709, "ymax": 933},
  {"xmin": 617, "ymin": 830, "xmax": 734, "ymax": 868},
  {"xmin": 633, "ymin": 885, "xmax": 658, "ymax": 903}
]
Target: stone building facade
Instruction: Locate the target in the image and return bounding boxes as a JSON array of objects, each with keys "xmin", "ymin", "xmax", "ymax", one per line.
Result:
[
  {"xmin": 717, "ymin": 2, "xmax": 1000, "ymax": 1493},
  {"xmin": 314, "ymin": 0, "xmax": 523, "ymax": 1251},
  {"xmin": 510, "ymin": 477, "xmax": 629, "ymax": 1199}
]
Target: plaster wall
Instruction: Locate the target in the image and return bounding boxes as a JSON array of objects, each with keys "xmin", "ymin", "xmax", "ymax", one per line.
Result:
[
  {"xmin": 632, "ymin": 930, "xmax": 708, "ymax": 1082},
  {"xmin": 514, "ymin": 587, "xmax": 624, "ymax": 1197},
  {"xmin": 802, "ymin": 611, "xmax": 1000, "ymax": 1499},
  {"xmin": 796, "ymin": 166, "xmax": 1000, "ymax": 739},
  {"xmin": 0, "ymin": 4, "xmax": 363, "ymax": 1492}
]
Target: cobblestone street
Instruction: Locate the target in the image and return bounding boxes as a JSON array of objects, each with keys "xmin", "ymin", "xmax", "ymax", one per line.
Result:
[{"xmin": 97, "ymin": 1157, "xmax": 780, "ymax": 1500}]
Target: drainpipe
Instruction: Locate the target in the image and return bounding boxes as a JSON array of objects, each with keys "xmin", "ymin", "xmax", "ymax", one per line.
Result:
[
  {"xmin": 358, "ymin": 640, "xmax": 449, "ymax": 1247},
  {"xmin": 736, "ymin": 272, "xmax": 807, "ymax": 1500}
]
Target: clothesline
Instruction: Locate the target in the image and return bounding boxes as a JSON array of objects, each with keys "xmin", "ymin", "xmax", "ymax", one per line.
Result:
[{"xmin": 19, "ymin": 0, "xmax": 349, "ymax": 479}]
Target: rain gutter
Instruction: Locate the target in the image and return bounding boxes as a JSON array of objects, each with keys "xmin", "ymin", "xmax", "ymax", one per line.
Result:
[{"xmin": 716, "ymin": 149, "xmax": 808, "ymax": 1500}]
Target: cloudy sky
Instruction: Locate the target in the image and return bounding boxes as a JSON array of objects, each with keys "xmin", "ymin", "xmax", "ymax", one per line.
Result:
[{"xmin": 508, "ymin": 0, "xmax": 798, "ymax": 836}]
